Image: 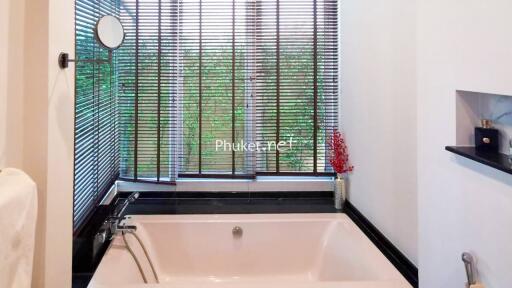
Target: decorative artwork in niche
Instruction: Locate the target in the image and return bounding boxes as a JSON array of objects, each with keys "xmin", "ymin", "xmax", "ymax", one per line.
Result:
[
  {"xmin": 483, "ymin": 94, "xmax": 512, "ymax": 153},
  {"xmin": 456, "ymin": 91, "xmax": 512, "ymax": 155}
]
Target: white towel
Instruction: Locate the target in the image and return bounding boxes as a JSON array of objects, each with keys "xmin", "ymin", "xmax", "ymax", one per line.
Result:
[{"xmin": 0, "ymin": 168, "xmax": 37, "ymax": 288}]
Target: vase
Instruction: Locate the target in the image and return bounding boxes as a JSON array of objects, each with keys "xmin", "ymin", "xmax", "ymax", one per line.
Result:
[{"xmin": 334, "ymin": 174, "xmax": 346, "ymax": 210}]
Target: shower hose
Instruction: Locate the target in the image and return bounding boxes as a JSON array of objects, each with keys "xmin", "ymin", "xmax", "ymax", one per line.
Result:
[{"xmin": 122, "ymin": 231, "xmax": 160, "ymax": 284}]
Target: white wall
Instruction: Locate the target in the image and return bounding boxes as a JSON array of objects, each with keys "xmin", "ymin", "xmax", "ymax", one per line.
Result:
[
  {"xmin": 0, "ymin": 0, "xmax": 25, "ymax": 169},
  {"xmin": 0, "ymin": 0, "xmax": 74, "ymax": 286},
  {"xmin": 24, "ymin": 1, "xmax": 50, "ymax": 286},
  {"xmin": 340, "ymin": 0, "xmax": 418, "ymax": 264},
  {"xmin": 27, "ymin": 0, "xmax": 75, "ymax": 286},
  {"xmin": 0, "ymin": 0, "xmax": 7, "ymax": 168},
  {"xmin": 418, "ymin": 0, "xmax": 512, "ymax": 287},
  {"xmin": 42, "ymin": 0, "xmax": 75, "ymax": 286}
]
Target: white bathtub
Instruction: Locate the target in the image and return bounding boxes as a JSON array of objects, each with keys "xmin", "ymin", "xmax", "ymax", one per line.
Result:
[{"xmin": 88, "ymin": 214, "xmax": 411, "ymax": 288}]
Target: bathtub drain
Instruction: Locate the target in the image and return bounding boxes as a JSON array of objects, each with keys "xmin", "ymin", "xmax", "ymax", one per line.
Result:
[{"xmin": 232, "ymin": 226, "xmax": 243, "ymax": 238}]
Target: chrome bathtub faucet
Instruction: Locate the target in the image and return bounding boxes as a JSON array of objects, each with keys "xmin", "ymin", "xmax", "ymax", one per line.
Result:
[
  {"xmin": 106, "ymin": 192, "xmax": 140, "ymax": 237},
  {"xmin": 116, "ymin": 224, "xmax": 137, "ymax": 234},
  {"xmin": 94, "ymin": 192, "xmax": 140, "ymax": 253}
]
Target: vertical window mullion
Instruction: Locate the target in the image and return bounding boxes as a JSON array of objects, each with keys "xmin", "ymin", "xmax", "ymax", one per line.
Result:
[
  {"xmin": 198, "ymin": 0, "xmax": 203, "ymax": 174},
  {"xmin": 109, "ymin": 57, "xmax": 115, "ymax": 182},
  {"xmin": 94, "ymin": 0, "xmax": 100, "ymax": 203},
  {"xmin": 157, "ymin": 0, "xmax": 162, "ymax": 181},
  {"xmin": 231, "ymin": 0, "xmax": 236, "ymax": 174},
  {"xmin": 245, "ymin": 0, "xmax": 258, "ymax": 175},
  {"xmin": 172, "ymin": 0, "xmax": 182, "ymax": 182},
  {"xmin": 275, "ymin": 0, "xmax": 280, "ymax": 173},
  {"xmin": 134, "ymin": 0, "xmax": 140, "ymax": 180},
  {"xmin": 313, "ymin": 0, "xmax": 318, "ymax": 173}
]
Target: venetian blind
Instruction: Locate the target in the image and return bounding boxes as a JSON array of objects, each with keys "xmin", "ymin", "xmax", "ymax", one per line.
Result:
[
  {"xmin": 74, "ymin": 0, "xmax": 120, "ymax": 230},
  {"xmin": 117, "ymin": 0, "xmax": 338, "ymax": 181}
]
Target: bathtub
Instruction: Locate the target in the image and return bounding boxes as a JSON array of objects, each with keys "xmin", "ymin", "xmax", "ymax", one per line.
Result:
[{"xmin": 88, "ymin": 213, "xmax": 411, "ymax": 288}]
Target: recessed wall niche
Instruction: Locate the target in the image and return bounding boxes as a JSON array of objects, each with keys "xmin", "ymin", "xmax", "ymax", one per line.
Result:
[{"xmin": 456, "ymin": 90, "xmax": 512, "ymax": 154}]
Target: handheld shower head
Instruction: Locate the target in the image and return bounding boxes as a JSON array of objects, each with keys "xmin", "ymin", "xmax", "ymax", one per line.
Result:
[
  {"xmin": 112, "ymin": 192, "xmax": 140, "ymax": 219},
  {"xmin": 128, "ymin": 192, "xmax": 140, "ymax": 203},
  {"xmin": 462, "ymin": 252, "xmax": 476, "ymax": 286}
]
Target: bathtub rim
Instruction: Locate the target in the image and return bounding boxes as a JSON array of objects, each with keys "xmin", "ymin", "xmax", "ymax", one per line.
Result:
[{"xmin": 90, "ymin": 212, "xmax": 412, "ymax": 288}]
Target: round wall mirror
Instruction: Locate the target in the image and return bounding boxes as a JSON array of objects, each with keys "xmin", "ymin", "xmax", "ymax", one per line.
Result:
[{"xmin": 95, "ymin": 15, "xmax": 125, "ymax": 50}]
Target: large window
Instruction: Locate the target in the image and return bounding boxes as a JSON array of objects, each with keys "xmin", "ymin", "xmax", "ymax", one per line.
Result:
[
  {"xmin": 74, "ymin": 0, "xmax": 338, "ymax": 229},
  {"xmin": 74, "ymin": 0, "xmax": 120, "ymax": 229},
  {"xmin": 117, "ymin": 0, "xmax": 338, "ymax": 181}
]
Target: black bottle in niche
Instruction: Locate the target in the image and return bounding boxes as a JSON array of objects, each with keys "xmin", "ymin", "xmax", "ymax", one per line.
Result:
[{"xmin": 475, "ymin": 119, "xmax": 500, "ymax": 153}]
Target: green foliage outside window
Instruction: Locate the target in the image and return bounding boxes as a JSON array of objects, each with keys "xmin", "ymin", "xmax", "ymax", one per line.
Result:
[{"xmin": 116, "ymin": 41, "xmax": 328, "ymax": 176}]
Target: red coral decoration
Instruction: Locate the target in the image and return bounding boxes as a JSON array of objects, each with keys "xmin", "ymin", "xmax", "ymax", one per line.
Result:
[{"xmin": 328, "ymin": 129, "xmax": 354, "ymax": 175}]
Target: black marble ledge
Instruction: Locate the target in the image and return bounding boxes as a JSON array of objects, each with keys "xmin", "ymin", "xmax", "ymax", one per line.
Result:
[
  {"xmin": 445, "ymin": 146, "xmax": 512, "ymax": 175},
  {"xmin": 73, "ymin": 192, "xmax": 339, "ymax": 285},
  {"xmin": 124, "ymin": 197, "xmax": 338, "ymax": 215}
]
